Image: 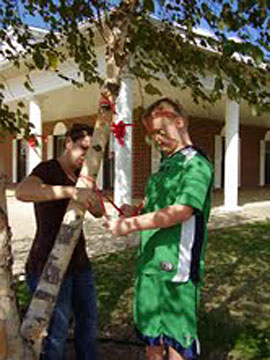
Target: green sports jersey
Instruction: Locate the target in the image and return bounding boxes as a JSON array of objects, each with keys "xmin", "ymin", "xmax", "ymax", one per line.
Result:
[{"xmin": 137, "ymin": 145, "xmax": 214, "ymax": 284}]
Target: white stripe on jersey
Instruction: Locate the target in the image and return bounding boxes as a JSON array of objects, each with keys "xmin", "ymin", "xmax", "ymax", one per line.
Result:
[{"xmin": 172, "ymin": 215, "xmax": 196, "ymax": 283}]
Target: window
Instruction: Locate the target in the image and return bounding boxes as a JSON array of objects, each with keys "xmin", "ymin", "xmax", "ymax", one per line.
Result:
[
  {"xmin": 265, "ymin": 141, "xmax": 270, "ymax": 185},
  {"xmin": 53, "ymin": 135, "xmax": 65, "ymax": 158},
  {"xmin": 103, "ymin": 143, "xmax": 114, "ymax": 190},
  {"xmin": 17, "ymin": 139, "xmax": 27, "ymax": 182}
]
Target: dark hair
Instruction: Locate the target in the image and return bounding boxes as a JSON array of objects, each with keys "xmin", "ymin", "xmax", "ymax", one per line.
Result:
[
  {"xmin": 65, "ymin": 123, "xmax": 94, "ymax": 142},
  {"xmin": 142, "ymin": 97, "xmax": 189, "ymax": 124}
]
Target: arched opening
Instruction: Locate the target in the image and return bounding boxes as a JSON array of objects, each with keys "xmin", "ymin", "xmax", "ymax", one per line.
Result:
[{"xmin": 53, "ymin": 122, "xmax": 67, "ymax": 158}]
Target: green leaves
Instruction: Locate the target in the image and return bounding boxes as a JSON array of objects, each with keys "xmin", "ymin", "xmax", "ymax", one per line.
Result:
[
  {"xmin": 1, "ymin": 0, "xmax": 270, "ymax": 135},
  {"xmin": 47, "ymin": 51, "xmax": 59, "ymax": 70},
  {"xmin": 143, "ymin": 0, "xmax": 155, "ymax": 13},
  {"xmin": 23, "ymin": 74, "xmax": 34, "ymax": 93},
  {"xmin": 144, "ymin": 83, "xmax": 162, "ymax": 96},
  {"xmin": 33, "ymin": 50, "xmax": 45, "ymax": 70}
]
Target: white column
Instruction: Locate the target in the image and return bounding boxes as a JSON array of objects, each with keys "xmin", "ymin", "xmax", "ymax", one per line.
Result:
[
  {"xmin": 214, "ymin": 135, "xmax": 222, "ymax": 189},
  {"xmin": 12, "ymin": 139, "xmax": 18, "ymax": 183},
  {"xmin": 238, "ymin": 139, "xmax": 241, "ymax": 187},
  {"xmin": 47, "ymin": 135, "xmax": 54, "ymax": 160},
  {"xmin": 260, "ymin": 140, "xmax": 265, "ymax": 186},
  {"xmin": 224, "ymin": 99, "xmax": 240, "ymax": 210},
  {"xmin": 114, "ymin": 75, "xmax": 133, "ymax": 207},
  {"xmin": 28, "ymin": 98, "xmax": 42, "ymax": 174}
]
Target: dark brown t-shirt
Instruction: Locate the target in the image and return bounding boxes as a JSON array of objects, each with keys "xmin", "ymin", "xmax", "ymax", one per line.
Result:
[{"xmin": 26, "ymin": 159, "xmax": 90, "ymax": 276}]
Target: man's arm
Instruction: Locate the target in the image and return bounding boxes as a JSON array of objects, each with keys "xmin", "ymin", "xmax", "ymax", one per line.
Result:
[
  {"xmin": 105, "ymin": 204, "xmax": 193, "ymax": 236},
  {"xmin": 16, "ymin": 175, "xmax": 76, "ymax": 202},
  {"xmin": 16, "ymin": 175, "xmax": 104, "ymax": 218}
]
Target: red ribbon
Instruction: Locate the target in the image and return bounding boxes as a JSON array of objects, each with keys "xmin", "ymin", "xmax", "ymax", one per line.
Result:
[
  {"xmin": 79, "ymin": 174, "xmax": 124, "ymax": 216},
  {"xmin": 100, "ymin": 95, "xmax": 115, "ymax": 113},
  {"xmin": 99, "ymin": 95, "xmax": 133, "ymax": 146},
  {"xmin": 111, "ymin": 121, "xmax": 132, "ymax": 146},
  {"xmin": 79, "ymin": 175, "xmax": 144, "ymax": 218},
  {"xmin": 28, "ymin": 135, "xmax": 48, "ymax": 148},
  {"xmin": 29, "ymin": 136, "xmax": 37, "ymax": 148}
]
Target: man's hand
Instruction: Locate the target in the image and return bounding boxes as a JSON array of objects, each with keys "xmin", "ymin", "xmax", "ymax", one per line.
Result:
[
  {"xmin": 104, "ymin": 217, "xmax": 132, "ymax": 237},
  {"xmin": 119, "ymin": 204, "xmax": 138, "ymax": 217},
  {"xmin": 72, "ymin": 188, "xmax": 98, "ymax": 210}
]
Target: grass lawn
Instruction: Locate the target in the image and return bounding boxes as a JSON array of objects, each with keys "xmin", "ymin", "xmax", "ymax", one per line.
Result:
[
  {"xmin": 17, "ymin": 221, "xmax": 270, "ymax": 359},
  {"xmin": 92, "ymin": 221, "xmax": 270, "ymax": 359}
]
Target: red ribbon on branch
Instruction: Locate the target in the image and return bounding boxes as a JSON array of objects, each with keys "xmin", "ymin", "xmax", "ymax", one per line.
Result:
[
  {"xmin": 99, "ymin": 94, "xmax": 132, "ymax": 146},
  {"xmin": 29, "ymin": 136, "xmax": 37, "ymax": 148},
  {"xmin": 79, "ymin": 174, "xmax": 144, "ymax": 217},
  {"xmin": 99, "ymin": 94, "xmax": 116, "ymax": 114},
  {"xmin": 79, "ymin": 174, "xmax": 124, "ymax": 216},
  {"xmin": 28, "ymin": 135, "xmax": 48, "ymax": 148}
]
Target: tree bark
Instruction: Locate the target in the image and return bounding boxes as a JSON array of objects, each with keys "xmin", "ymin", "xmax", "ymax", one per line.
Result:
[
  {"xmin": 0, "ymin": 174, "xmax": 35, "ymax": 360},
  {"xmin": 20, "ymin": 1, "xmax": 139, "ymax": 357},
  {"xmin": 20, "ymin": 107, "xmax": 113, "ymax": 357}
]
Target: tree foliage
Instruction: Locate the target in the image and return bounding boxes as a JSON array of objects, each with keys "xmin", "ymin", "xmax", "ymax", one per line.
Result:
[{"xmin": 1, "ymin": 0, "xmax": 270, "ymax": 135}]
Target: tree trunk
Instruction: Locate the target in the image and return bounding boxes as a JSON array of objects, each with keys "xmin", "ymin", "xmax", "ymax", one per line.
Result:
[
  {"xmin": 20, "ymin": 1, "xmax": 139, "ymax": 357},
  {"xmin": 20, "ymin": 106, "xmax": 113, "ymax": 357},
  {"xmin": 0, "ymin": 174, "xmax": 35, "ymax": 360}
]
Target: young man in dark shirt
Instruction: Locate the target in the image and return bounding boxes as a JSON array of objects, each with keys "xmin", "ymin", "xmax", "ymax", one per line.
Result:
[{"xmin": 16, "ymin": 123, "xmax": 103, "ymax": 360}]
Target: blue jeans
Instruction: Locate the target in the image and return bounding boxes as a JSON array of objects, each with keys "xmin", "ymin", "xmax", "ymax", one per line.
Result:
[{"xmin": 27, "ymin": 268, "xmax": 99, "ymax": 360}]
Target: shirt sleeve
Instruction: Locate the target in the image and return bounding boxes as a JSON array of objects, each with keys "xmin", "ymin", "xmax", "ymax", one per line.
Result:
[
  {"xmin": 31, "ymin": 161, "xmax": 52, "ymax": 184},
  {"xmin": 175, "ymin": 155, "xmax": 213, "ymax": 212}
]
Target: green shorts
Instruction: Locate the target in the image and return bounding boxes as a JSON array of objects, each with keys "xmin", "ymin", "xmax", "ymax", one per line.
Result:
[{"xmin": 134, "ymin": 274, "xmax": 200, "ymax": 359}]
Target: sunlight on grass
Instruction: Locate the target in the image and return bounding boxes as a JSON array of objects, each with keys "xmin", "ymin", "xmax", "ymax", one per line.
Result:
[
  {"xmin": 16, "ymin": 221, "xmax": 270, "ymax": 359},
  {"xmin": 92, "ymin": 221, "xmax": 270, "ymax": 359}
]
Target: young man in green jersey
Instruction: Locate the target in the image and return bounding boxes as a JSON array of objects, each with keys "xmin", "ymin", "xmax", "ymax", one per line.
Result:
[{"xmin": 106, "ymin": 98, "xmax": 213, "ymax": 360}]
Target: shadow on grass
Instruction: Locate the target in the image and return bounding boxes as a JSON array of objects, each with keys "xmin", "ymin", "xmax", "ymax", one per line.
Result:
[
  {"xmin": 92, "ymin": 246, "xmax": 138, "ymax": 341},
  {"xmin": 199, "ymin": 221, "xmax": 270, "ymax": 359},
  {"xmin": 16, "ymin": 221, "xmax": 270, "ymax": 359},
  {"xmin": 92, "ymin": 221, "xmax": 270, "ymax": 359},
  {"xmin": 200, "ymin": 304, "xmax": 270, "ymax": 360}
]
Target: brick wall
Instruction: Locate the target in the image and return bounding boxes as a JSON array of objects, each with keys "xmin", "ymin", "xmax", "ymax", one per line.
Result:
[
  {"xmin": 131, "ymin": 116, "xmax": 223, "ymax": 198},
  {"xmin": 132, "ymin": 110, "xmax": 151, "ymax": 198},
  {"xmin": 43, "ymin": 113, "xmax": 151, "ymax": 198},
  {"xmin": 131, "ymin": 116, "xmax": 270, "ymax": 196},
  {"xmin": 1, "ymin": 114, "xmax": 269, "ymax": 193},
  {"xmin": 240, "ymin": 126, "xmax": 267, "ymax": 187},
  {"xmin": 189, "ymin": 117, "xmax": 223, "ymax": 162},
  {"xmin": 0, "ymin": 134, "xmax": 13, "ymax": 182}
]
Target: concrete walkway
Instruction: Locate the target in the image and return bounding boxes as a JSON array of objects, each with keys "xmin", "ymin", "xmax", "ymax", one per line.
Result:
[{"xmin": 6, "ymin": 188, "xmax": 270, "ymax": 275}]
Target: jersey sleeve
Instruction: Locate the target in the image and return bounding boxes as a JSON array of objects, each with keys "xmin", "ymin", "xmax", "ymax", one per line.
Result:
[
  {"xmin": 175, "ymin": 156, "xmax": 213, "ymax": 212},
  {"xmin": 31, "ymin": 161, "xmax": 52, "ymax": 184}
]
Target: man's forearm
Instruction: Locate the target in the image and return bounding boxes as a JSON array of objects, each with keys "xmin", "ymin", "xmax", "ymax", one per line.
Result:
[
  {"xmin": 112, "ymin": 204, "xmax": 193, "ymax": 236},
  {"xmin": 16, "ymin": 183, "xmax": 75, "ymax": 202},
  {"xmin": 16, "ymin": 178, "xmax": 104, "ymax": 216}
]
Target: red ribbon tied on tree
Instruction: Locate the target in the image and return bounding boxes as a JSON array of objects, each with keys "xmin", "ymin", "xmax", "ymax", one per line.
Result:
[
  {"xmin": 28, "ymin": 134, "xmax": 48, "ymax": 148},
  {"xmin": 99, "ymin": 95, "xmax": 115, "ymax": 113},
  {"xmin": 29, "ymin": 135, "xmax": 37, "ymax": 148},
  {"xmin": 111, "ymin": 121, "xmax": 132, "ymax": 146},
  {"xmin": 99, "ymin": 94, "xmax": 132, "ymax": 146}
]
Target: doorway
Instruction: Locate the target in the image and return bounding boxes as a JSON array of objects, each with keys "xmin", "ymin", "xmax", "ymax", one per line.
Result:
[
  {"xmin": 16, "ymin": 139, "xmax": 27, "ymax": 182},
  {"xmin": 265, "ymin": 141, "xmax": 270, "ymax": 185}
]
